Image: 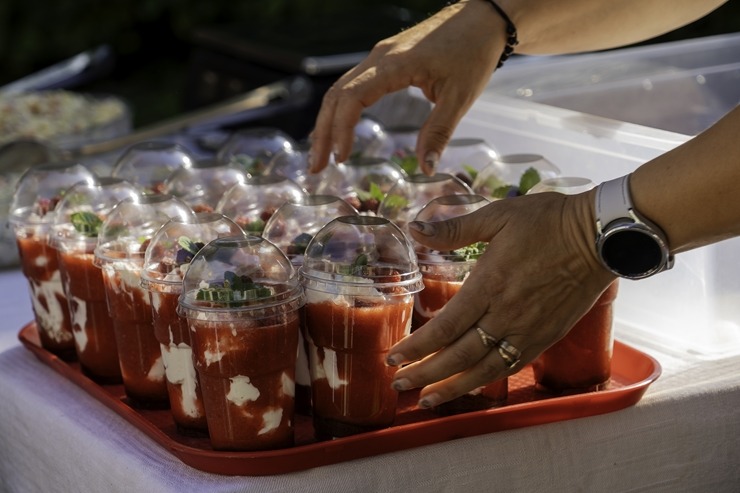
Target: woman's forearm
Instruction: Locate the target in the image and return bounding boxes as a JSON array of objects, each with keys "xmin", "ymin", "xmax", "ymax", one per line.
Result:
[
  {"xmin": 629, "ymin": 105, "xmax": 740, "ymax": 254},
  {"xmin": 491, "ymin": 0, "xmax": 728, "ymax": 54}
]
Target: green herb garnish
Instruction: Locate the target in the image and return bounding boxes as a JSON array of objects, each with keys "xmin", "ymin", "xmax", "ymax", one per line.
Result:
[
  {"xmin": 391, "ymin": 152, "xmax": 419, "ymax": 175},
  {"xmin": 356, "ymin": 182, "xmax": 386, "ymax": 203},
  {"xmin": 175, "ymin": 236, "xmax": 205, "ymax": 265},
  {"xmin": 462, "ymin": 164, "xmax": 479, "ymax": 183},
  {"xmin": 336, "ymin": 253, "xmax": 369, "ymax": 276},
  {"xmin": 519, "ymin": 167, "xmax": 541, "ymax": 195},
  {"xmin": 196, "ymin": 270, "xmax": 274, "ymax": 304},
  {"xmin": 450, "ymin": 241, "xmax": 488, "ymax": 262},
  {"xmin": 70, "ymin": 211, "xmax": 103, "ymax": 237}
]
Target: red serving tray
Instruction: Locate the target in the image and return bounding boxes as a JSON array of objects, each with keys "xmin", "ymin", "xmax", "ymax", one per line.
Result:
[{"xmin": 19, "ymin": 322, "xmax": 660, "ymax": 476}]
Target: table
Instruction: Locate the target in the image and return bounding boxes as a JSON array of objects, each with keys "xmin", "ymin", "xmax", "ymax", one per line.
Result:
[{"xmin": 1, "ymin": 267, "xmax": 739, "ymax": 492}]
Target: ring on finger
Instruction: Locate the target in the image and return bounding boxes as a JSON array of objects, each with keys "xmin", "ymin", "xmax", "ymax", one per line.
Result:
[
  {"xmin": 475, "ymin": 327, "xmax": 499, "ymax": 349},
  {"xmin": 497, "ymin": 339, "xmax": 522, "ymax": 370}
]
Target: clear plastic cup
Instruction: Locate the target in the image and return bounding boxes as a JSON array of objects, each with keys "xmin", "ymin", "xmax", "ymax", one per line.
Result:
[
  {"xmin": 178, "ymin": 236, "xmax": 304, "ymax": 451},
  {"xmin": 262, "ymin": 194, "xmax": 359, "ymax": 416},
  {"xmin": 141, "ymin": 212, "xmax": 245, "ymax": 434},
  {"xmin": 50, "ymin": 176, "xmax": 140, "ymax": 383},
  {"xmin": 314, "ymin": 156, "xmax": 407, "ymax": 215},
  {"xmin": 216, "ymin": 127, "xmax": 297, "ymax": 176},
  {"xmin": 412, "ymin": 194, "xmax": 508, "ymax": 415},
  {"xmin": 528, "ymin": 177, "xmax": 618, "ymax": 393},
  {"xmin": 9, "ymin": 161, "xmax": 97, "ymax": 360},
  {"xmin": 111, "ymin": 140, "xmax": 195, "ymax": 194},
  {"xmin": 163, "ymin": 158, "xmax": 247, "ymax": 213},
  {"xmin": 472, "ymin": 153, "xmax": 561, "ymax": 199},
  {"xmin": 264, "ymin": 141, "xmax": 344, "ymax": 195},
  {"xmin": 377, "ymin": 173, "xmax": 472, "ymax": 234},
  {"xmin": 94, "ymin": 194, "xmax": 194, "ymax": 408},
  {"xmin": 437, "ymin": 137, "xmax": 500, "ymax": 186},
  {"xmin": 216, "ymin": 175, "xmax": 307, "ymax": 235},
  {"xmin": 300, "ymin": 215, "xmax": 424, "ymax": 439},
  {"xmin": 352, "ymin": 115, "xmax": 394, "ymax": 160}
]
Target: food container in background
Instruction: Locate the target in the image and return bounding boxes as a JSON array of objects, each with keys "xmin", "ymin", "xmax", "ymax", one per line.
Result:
[
  {"xmin": 412, "ymin": 193, "xmax": 508, "ymax": 415},
  {"xmin": 163, "ymin": 158, "xmax": 247, "ymax": 213},
  {"xmin": 50, "ymin": 177, "xmax": 140, "ymax": 383},
  {"xmin": 264, "ymin": 141, "xmax": 344, "ymax": 195},
  {"xmin": 141, "ymin": 212, "xmax": 245, "ymax": 434},
  {"xmin": 216, "ymin": 126, "xmax": 296, "ymax": 176},
  {"xmin": 528, "ymin": 177, "xmax": 618, "ymax": 393},
  {"xmin": 216, "ymin": 175, "xmax": 306, "ymax": 235},
  {"xmin": 9, "ymin": 161, "xmax": 97, "ymax": 359},
  {"xmin": 378, "ymin": 173, "xmax": 472, "ymax": 234},
  {"xmin": 111, "ymin": 141, "xmax": 196, "ymax": 194},
  {"xmin": 94, "ymin": 194, "xmax": 194, "ymax": 408},
  {"xmin": 437, "ymin": 137, "xmax": 500, "ymax": 187},
  {"xmin": 178, "ymin": 236, "xmax": 304, "ymax": 451},
  {"xmin": 385, "ymin": 124, "xmax": 421, "ymax": 175},
  {"xmin": 352, "ymin": 115, "xmax": 394, "ymax": 160},
  {"xmin": 472, "ymin": 154, "xmax": 560, "ymax": 199},
  {"xmin": 314, "ymin": 156, "xmax": 407, "ymax": 215},
  {"xmin": 300, "ymin": 215, "xmax": 423, "ymax": 439},
  {"xmin": 262, "ymin": 194, "xmax": 359, "ymax": 415}
]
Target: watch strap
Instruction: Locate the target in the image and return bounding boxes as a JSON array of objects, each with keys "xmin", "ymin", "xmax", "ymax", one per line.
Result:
[{"xmin": 596, "ymin": 175, "xmax": 632, "ymax": 230}]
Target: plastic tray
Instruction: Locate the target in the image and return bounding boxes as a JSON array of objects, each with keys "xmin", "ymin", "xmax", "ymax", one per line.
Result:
[{"xmin": 18, "ymin": 322, "xmax": 661, "ymax": 476}]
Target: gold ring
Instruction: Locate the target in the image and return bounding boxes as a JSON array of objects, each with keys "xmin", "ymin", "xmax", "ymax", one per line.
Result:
[
  {"xmin": 475, "ymin": 327, "xmax": 499, "ymax": 349},
  {"xmin": 497, "ymin": 339, "xmax": 522, "ymax": 370}
]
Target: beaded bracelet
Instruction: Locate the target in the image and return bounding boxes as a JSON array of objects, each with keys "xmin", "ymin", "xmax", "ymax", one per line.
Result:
[{"xmin": 480, "ymin": 0, "xmax": 519, "ymax": 68}]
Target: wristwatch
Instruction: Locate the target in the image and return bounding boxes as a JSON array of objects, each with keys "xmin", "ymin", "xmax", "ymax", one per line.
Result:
[{"xmin": 594, "ymin": 175, "xmax": 674, "ymax": 279}]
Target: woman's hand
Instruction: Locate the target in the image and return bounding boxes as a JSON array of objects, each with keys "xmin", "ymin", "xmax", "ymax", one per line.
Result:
[
  {"xmin": 387, "ymin": 190, "xmax": 616, "ymax": 409},
  {"xmin": 308, "ymin": 0, "xmax": 506, "ymax": 175}
]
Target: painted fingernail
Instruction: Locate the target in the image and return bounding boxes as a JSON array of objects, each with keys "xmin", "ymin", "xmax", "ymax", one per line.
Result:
[
  {"xmin": 391, "ymin": 378, "xmax": 411, "ymax": 392},
  {"xmin": 418, "ymin": 393, "xmax": 440, "ymax": 409},
  {"xmin": 408, "ymin": 221, "xmax": 436, "ymax": 237},
  {"xmin": 424, "ymin": 151, "xmax": 439, "ymax": 172},
  {"xmin": 386, "ymin": 353, "xmax": 404, "ymax": 366}
]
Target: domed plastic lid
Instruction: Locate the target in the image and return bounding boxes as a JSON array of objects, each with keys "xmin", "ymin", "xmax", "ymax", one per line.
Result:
[
  {"xmin": 9, "ymin": 160, "xmax": 96, "ymax": 226},
  {"xmin": 527, "ymin": 176, "xmax": 595, "ymax": 195},
  {"xmin": 215, "ymin": 175, "xmax": 307, "ymax": 234},
  {"xmin": 94, "ymin": 194, "xmax": 194, "ymax": 267},
  {"xmin": 352, "ymin": 115, "xmax": 394, "ymax": 159},
  {"xmin": 301, "ymin": 215, "xmax": 423, "ymax": 294},
  {"xmin": 437, "ymin": 137, "xmax": 500, "ymax": 186},
  {"xmin": 264, "ymin": 140, "xmax": 345, "ymax": 195},
  {"xmin": 50, "ymin": 176, "xmax": 140, "ymax": 247},
  {"xmin": 178, "ymin": 235, "xmax": 303, "ymax": 318},
  {"xmin": 413, "ymin": 194, "xmax": 490, "ymax": 264},
  {"xmin": 112, "ymin": 140, "xmax": 195, "ymax": 193},
  {"xmin": 378, "ymin": 173, "xmax": 472, "ymax": 231},
  {"xmin": 314, "ymin": 156, "xmax": 407, "ymax": 214},
  {"xmin": 140, "ymin": 212, "xmax": 246, "ymax": 292},
  {"xmin": 262, "ymin": 195, "xmax": 359, "ymax": 265},
  {"xmin": 163, "ymin": 158, "xmax": 247, "ymax": 212},
  {"xmin": 472, "ymin": 154, "xmax": 561, "ymax": 198},
  {"xmin": 216, "ymin": 127, "xmax": 296, "ymax": 175}
]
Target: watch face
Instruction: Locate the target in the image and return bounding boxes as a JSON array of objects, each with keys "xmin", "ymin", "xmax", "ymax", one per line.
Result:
[{"xmin": 601, "ymin": 228, "xmax": 664, "ymax": 278}]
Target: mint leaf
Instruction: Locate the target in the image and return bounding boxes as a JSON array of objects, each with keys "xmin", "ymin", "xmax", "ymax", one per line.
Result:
[
  {"xmin": 519, "ymin": 167, "xmax": 542, "ymax": 195},
  {"xmin": 462, "ymin": 164, "xmax": 478, "ymax": 182},
  {"xmin": 70, "ymin": 211, "xmax": 102, "ymax": 237},
  {"xmin": 451, "ymin": 241, "xmax": 488, "ymax": 262}
]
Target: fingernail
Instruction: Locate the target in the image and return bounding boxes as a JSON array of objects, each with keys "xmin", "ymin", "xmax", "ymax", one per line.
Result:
[
  {"xmin": 391, "ymin": 378, "xmax": 410, "ymax": 391},
  {"xmin": 424, "ymin": 151, "xmax": 439, "ymax": 172},
  {"xmin": 419, "ymin": 393, "xmax": 440, "ymax": 409},
  {"xmin": 332, "ymin": 144, "xmax": 342, "ymax": 164},
  {"xmin": 408, "ymin": 221, "xmax": 436, "ymax": 237},
  {"xmin": 386, "ymin": 353, "xmax": 404, "ymax": 366}
]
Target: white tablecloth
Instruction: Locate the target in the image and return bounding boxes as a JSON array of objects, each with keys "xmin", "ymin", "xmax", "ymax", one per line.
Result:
[{"xmin": 1, "ymin": 267, "xmax": 739, "ymax": 493}]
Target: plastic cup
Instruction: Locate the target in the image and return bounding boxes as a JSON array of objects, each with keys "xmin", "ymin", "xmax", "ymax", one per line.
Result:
[
  {"xmin": 178, "ymin": 236, "xmax": 304, "ymax": 451},
  {"xmin": 314, "ymin": 156, "xmax": 407, "ymax": 215},
  {"xmin": 141, "ymin": 212, "xmax": 245, "ymax": 434},
  {"xmin": 264, "ymin": 141, "xmax": 345, "ymax": 195},
  {"xmin": 377, "ymin": 173, "xmax": 472, "ymax": 234},
  {"xmin": 528, "ymin": 177, "xmax": 618, "ymax": 393},
  {"xmin": 352, "ymin": 115, "xmax": 394, "ymax": 160},
  {"xmin": 50, "ymin": 177, "xmax": 140, "ymax": 383},
  {"xmin": 472, "ymin": 153, "xmax": 561, "ymax": 199},
  {"xmin": 111, "ymin": 140, "xmax": 195, "ymax": 194},
  {"xmin": 300, "ymin": 215, "xmax": 424, "ymax": 439},
  {"xmin": 94, "ymin": 194, "xmax": 194, "ymax": 408},
  {"xmin": 386, "ymin": 124, "xmax": 421, "ymax": 175},
  {"xmin": 216, "ymin": 127, "xmax": 296, "ymax": 176},
  {"xmin": 437, "ymin": 137, "xmax": 500, "ymax": 186},
  {"xmin": 163, "ymin": 158, "xmax": 248, "ymax": 213},
  {"xmin": 9, "ymin": 161, "xmax": 96, "ymax": 360},
  {"xmin": 216, "ymin": 174, "xmax": 307, "ymax": 235},
  {"xmin": 412, "ymin": 194, "xmax": 508, "ymax": 414},
  {"xmin": 262, "ymin": 195, "xmax": 359, "ymax": 416}
]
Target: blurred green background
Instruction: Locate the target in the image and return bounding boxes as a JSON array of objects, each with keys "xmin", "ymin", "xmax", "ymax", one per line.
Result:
[{"xmin": 1, "ymin": 0, "xmax": 738, "ymax": 128}]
